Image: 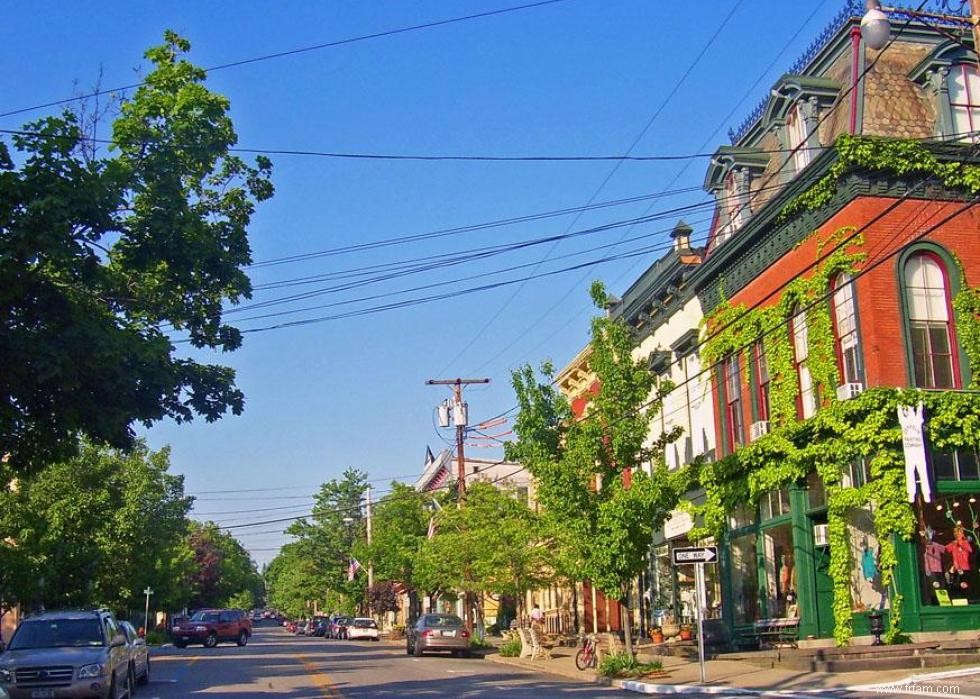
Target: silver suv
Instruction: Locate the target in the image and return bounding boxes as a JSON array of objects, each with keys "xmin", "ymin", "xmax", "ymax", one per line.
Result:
[{"xmin": 0, "ymin": 609, "xmax": 131, "ymax": 699}]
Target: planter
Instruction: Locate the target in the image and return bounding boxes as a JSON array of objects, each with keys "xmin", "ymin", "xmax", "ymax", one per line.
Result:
[
  {"xmin": 650, "ymin": 631, "xmax": 665, "ymax": 644},
  {"xmin": 660, "ymin": 623, "xmax": 680, "ymax": 639},
  {"xmin": 678, "ymin": 628, "xmax": 693, "ymax": 641}
]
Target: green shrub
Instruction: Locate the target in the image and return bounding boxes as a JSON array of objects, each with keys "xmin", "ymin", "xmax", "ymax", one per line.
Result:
[
  {"xmin": 470, "ymin": 636, "xmax": 492, "ymax": 649},
  {"xmin": 498, "ymin": 637, "xmax": 522, "ymax": 657},
  {"xmin": 597, "ymin": 651, "xmax": 663, "ymax": 678},
  {"xmin": 145, "ymin": 630, "xmax": 168, "ymax": 646}
]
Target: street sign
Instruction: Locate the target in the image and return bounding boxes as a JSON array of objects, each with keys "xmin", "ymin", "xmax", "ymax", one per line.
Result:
[{"xmin": 672, "ymin": 546, "xmax": 718, "ymax": 565}]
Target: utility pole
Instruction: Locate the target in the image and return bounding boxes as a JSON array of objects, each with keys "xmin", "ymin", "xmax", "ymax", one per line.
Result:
[
  {"xmin": 426, "ymin": 377, "xmax": 490, "ymax": 633},
  {"xmin": 366, "ymin": 485, "xmax": 374, "ymax": 613},
  {"xmin": 425, "ymin": 378, "xmax": 490, "ymax": 501}
]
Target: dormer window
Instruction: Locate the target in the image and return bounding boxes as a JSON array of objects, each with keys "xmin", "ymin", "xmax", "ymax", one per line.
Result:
[
  {"xmin": 786, "ymin": 103, "xmax": 813, "ymax": 173},
  {"xmin": 948, "ymin": 64, "xmax": 980, "ymax": 142},
  {"xmin": 721, "ymin": 169, "xmax": 750, "ymax": 242}
]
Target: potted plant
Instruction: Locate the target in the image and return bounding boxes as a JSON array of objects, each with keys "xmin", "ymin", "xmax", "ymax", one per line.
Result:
[
  {"xmin": 649, "ymin": 626, "xmax": 665, "ymax": 644},
  {"xmin": 678, "ymin": 624, "xmax": 693, "ymax": 641},
  {"xmin": 660, "ymin": 615, "xmax": 680, "ymax": 640}
]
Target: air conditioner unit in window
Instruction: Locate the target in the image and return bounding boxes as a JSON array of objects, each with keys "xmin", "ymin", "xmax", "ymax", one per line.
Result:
[
  {"xmin": 836, "ymin": 382, "xmax": 865, "ymax": 401},
  {"xmin": 750, "ymin": 420, "xmax": 770, "ymax": 441},
  {"xmin": 813, "ymin": 523, "xmax": 829, "ymax": 547}
]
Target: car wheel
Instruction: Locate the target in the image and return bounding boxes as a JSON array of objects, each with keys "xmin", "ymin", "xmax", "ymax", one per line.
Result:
[
  {"xmin": 203, "ymin": 632, "xmax": 218, "ymax": 648},
  {"xmin": 138, "ymin": 658, "xmax": 150, "ymax": 686},
  {"xmin": 237, "ymin": 630, "xmax": 249, "ymax": 647},
  {"xmin": 413, "ymin": 639, "xmax": 423, "ymax": 657}
]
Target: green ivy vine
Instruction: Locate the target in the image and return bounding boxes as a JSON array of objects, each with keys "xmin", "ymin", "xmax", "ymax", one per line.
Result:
[
  {"xmin": 953, "ymin": 285, "xmax": 980, "ymax": 389},
  {"xmin": 780, "ymin": 134, "xmax": 980, "ymax": 220}
]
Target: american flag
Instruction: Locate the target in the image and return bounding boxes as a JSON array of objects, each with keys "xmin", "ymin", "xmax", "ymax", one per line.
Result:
[{"xmin": 347, "ymin": 557, "xmax": 362, "ymax": 582}]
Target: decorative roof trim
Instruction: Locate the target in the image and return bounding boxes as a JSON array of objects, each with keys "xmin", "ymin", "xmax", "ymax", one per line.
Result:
[
  {"xmin": 704, "ymin": 146, "xmax": 771, "ymax": 192},
  {"xmin": 909, "ymin": 40, "xmax": 979, "ymax": 85},
  {"xmin": 670, "ymin": 328, "xmax": 701, "ymax": 358},
  {"xmin": 763, "ymin": 74, "xmax": 841, "ymax": 125}
]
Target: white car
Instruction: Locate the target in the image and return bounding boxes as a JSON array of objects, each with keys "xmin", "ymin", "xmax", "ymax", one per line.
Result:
[{"xmin": 346, "ymin": 617, "xmax": 380, "ymax": 641}]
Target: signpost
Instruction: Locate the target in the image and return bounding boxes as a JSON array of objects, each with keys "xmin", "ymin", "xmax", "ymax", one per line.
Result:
[
  {"xmin": 143, "ymin": 587, "xmax": 153, "ymax": 636},
  {"xmin": 672, "ymin": 546, "xmax": 718, "ymax": 684}
]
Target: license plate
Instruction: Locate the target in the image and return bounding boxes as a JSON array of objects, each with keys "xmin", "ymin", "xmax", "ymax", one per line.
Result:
[
  {"xmin": 441, "ymin": 630, "xmax": 456, "ymax": 637},
  {"xmin": 181, "ymin": 636, "xmax": 190, "ymax": 641},
  {"xmin": 32, "ymin": 690, "xmax": 55, "ymax": 699}
]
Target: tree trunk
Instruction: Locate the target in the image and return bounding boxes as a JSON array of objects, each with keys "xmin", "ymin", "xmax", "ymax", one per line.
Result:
[{"xmin": 622, "ymin": 586, "xmax": 634, "ymax": 658}]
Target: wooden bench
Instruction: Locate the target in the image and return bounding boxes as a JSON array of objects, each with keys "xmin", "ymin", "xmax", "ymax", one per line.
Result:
[
  {"xmin": 754, "ymin": 618, "xmax": 799, "ymax": 649},
  {"xmin": 515, "ymin": 627, "xmax": 534, "ymax": 658}
]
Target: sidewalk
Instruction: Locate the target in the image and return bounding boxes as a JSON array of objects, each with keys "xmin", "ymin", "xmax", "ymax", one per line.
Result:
[{"xmin": 483, "ymin": 646, "xmax": 980, "ymax": 695}]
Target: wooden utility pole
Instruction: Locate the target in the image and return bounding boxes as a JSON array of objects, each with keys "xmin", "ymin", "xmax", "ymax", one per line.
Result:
[{"xmin": 425, "ymin": 378, "xmax": 490, "ymax": 501}]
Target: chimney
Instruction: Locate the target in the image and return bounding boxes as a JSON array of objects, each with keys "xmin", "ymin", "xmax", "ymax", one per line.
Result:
[{"xmin": 670, "ymin": 220, "xmax": 693, "ymax": 251}]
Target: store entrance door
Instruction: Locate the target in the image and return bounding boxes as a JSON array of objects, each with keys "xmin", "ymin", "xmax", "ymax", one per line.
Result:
[{"xmin": 811, "ymin": 515, "xmax": 835, "ymax": 638}]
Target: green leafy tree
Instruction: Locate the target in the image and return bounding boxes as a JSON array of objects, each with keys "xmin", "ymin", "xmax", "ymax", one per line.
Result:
[
  {"xmin": 184, "ymin": 521, "xmax": 263, "ymax": 609},
  {"xmin": 265, "ymin": 543, "xmax": 325, "ymax": 619},
  {"xmin": 0, "ymin": 30, "xmax": 274, "ymax": 471},
  {"xmin": 0, "ymin": 440, "xmax": 193, "ymax": 612},
  {"xmin": 285, "ymin": 468, "xmax": 368, "ymax": 610},
  {"xmin": 507, "ymin": 282, "xmax": 683, "ymax": 656},
  {"xmin": 414, "ymin": 482, "xmax": 554, "ymax": 632}
]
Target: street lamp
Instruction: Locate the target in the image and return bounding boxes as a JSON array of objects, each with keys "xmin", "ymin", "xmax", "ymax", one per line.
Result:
[{"xmin": 861, "ymin": 0, "xmax": 980, "ymax": 53}]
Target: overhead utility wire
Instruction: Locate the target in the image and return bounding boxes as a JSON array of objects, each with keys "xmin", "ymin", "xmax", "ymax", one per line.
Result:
[
  {"xmin": 434, "ymin": 0, "xmax": 748, "ymax": 377},
  {"xmin": 0, "ymin": 0, "xmax": 571, "ymax": 120},
  {"xmin": 471, "ymin": 0, "xmax": 907, "ymax": 376}
]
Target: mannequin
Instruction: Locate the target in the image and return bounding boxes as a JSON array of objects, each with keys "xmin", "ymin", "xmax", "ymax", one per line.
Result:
[
  {"xmin": 861, "ymin": 541, "xmax": 877, "ymax": 582},
  {"xmin": 779, "ymin": 554, "xmax": 795, "ymax": 596},
  {"xmin": 946, "ymin": 525, "xmax": 973, "ymax": 591},
  {"xmin": 922, "ymin": 527, "xmax": 946, "ymax": 590}
]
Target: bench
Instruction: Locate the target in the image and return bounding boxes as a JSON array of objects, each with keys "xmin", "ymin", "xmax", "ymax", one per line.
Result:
[{"xmin": 754, "ymin": 618, "xmax": 799, "ymax": 649}]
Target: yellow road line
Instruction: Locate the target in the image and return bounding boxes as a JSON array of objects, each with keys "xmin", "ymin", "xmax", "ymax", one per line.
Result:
[{"xmin": 297, "ymin": 654, "xmax": 342, "ymax": 698}]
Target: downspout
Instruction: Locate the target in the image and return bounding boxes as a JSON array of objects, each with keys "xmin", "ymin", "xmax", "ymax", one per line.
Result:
[{"xmin": 849, "ymin": 26, "xmax": 863, "ymax": 134}]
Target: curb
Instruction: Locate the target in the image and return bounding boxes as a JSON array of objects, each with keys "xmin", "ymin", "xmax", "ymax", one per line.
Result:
[{"xmin": 615, "ymin": 680, "xmax": 756, "ymax": 695}]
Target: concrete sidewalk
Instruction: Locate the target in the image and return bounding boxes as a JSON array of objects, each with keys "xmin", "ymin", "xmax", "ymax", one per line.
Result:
[{"xmin": 483, "ymin": 646, "xmax": 980, "ymax": 695}]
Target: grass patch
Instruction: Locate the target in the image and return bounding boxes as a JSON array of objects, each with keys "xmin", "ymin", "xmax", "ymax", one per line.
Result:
[{"xmin": 498, "ymin": 637, "xmax": 523, "ymax": 657}]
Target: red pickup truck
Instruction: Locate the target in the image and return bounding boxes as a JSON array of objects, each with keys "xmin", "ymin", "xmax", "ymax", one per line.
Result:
[{"xmin": 172, "ymin": 608, "xmax": 252, "ymax": 648}]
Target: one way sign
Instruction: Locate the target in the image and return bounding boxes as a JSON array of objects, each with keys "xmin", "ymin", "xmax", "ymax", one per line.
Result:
[{"xmin": 672, "ymin": 546, "xmax": 718, "ymax": 565}]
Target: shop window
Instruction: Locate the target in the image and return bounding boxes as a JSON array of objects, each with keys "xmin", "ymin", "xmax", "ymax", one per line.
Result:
[
  {"xmin": 792, "ymin": 307, "xmax": 818, "ymax": 418},
  {"xmin": 730, "ymin": 532, "xmax": 760, "ymax": 625},
  {"xmin": 917, "ymin": 495, "xmax": 980, "ymax": 606},
  {"xmin": 832, "ymin": 273, "xmax": 864, "ymax": 386},
  {"xmin": 723, "ymin": 354, "xmax": 744, "ymax": 453},
  {"xmin": 762, "ymin": 524, "xmax": 795, "ymax": 617},
  {"xmin": 932, "ymin": 448, "xmax": 980, "ymax": 482},
  {"xmin": 841, "ymin": 458, "xmax": 870, "ymax": 489},
  {"xmin": 729, "ymin": 505, "xmax": 756, "ymax": 531},
  {"xmin": 786, "ymin": 104, "xmax": 812, "ymax": 173},
  {"xmin": 651, "ymin": 545, "xmax": 676, "ymax": 625},
  {"xmin": 948, "ymin": 64, "xmax": 980, "ymax": 142},
  {"xmin": 807, "ymin": 471, "xmax": 827, "ymax": 509},
  {"xmin": 903, "ymin": 253, "xmax": 959, "ymax": 389},
  {"xmin": 760, "ymin": 488, "xmax": 791, "ymax": 521},
  {"xmin": 846, "ymin": 508, "xmax": 888, "ymax": 612},
  {"xmin": 754, "ymin": 341, "xmax": 771, "ymax": 422}
]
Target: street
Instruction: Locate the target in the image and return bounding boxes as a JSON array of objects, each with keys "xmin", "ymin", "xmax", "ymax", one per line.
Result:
[{"xmin": 146, "ymin": 621, "xmax": 625, "ymax": 698}]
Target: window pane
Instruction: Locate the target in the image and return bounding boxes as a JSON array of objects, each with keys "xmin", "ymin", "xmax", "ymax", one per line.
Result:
[
  {"xmin": 730, "ymin": 533, "xmax": 760, "ymax": 625},
  {"xmin": 793, "ymin": 312, "xmax": 809, "ymax": 359},
  {"xmin": 800, "ymin": 365, "xmax": 816, "ymax": 418},
  {"xmin": 959, "ymin": 450, "xmax": 980, "ymax": 481},
  {"xmin": 932, "ymin": 451, "xmax": 957, "ymax": 481},
  {"xmin": 910, "ymin": 324, "xmax": 929, "ymax": 386}
]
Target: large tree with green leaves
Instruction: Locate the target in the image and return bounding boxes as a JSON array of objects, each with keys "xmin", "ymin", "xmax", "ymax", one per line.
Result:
[
  {"xmin": 0, "ymin": 440, "xmax": 194, "ymax": 612},
  {"xmin": 507, "ymin": 283, "xmax": 686, "ymax": 656},
  {"xmin": 184, "ymin": 521, "xmax": 263, "ymax": 610},
  {"xmin": 0, "ymin": 31, "xmax": 274, "ymax": 471},
  {"xmin": 414, "ymin": 481, "xmax": 555, "ymax": 632}
]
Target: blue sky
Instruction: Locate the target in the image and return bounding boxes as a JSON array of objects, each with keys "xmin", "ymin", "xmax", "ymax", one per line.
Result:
[{"xmin": 3, "ymin": 0, "xmax": 851, "ymax": 565}]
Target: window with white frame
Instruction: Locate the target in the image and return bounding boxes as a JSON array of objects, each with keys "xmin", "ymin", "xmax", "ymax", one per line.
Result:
[
  {"xmin": 904, "ymin": 253, "xmax": 958, "ymax": 388},
  {"xmin": 948, "ymin": 64, "xmax": 980, "ymax": 142},
  {"xmin": 792, "ymin": 308, "xmax": 817, "ymax": 418},
  {"xmin": 720, "ymin": 170, "xmax": 748, "ymax": 243},
  {"xmin": 724, "ymin": 354, "xmax": 744, "ymax": 452},
  {"xmin": 832, "ymin": 273, "xmax": 864, "ymax": 385},
  {"xmin": 754, "ymin": 341, "xmax": 771, "ymax": 422},
  {"xmin": 786, "ymin": 104, "xmax": 812, "ymax": 173}
]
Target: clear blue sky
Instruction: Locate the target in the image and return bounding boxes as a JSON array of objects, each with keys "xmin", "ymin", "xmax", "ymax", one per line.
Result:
[{"xmin": 3, "ymin": 0, "xmax": 850, "ymax": 565}]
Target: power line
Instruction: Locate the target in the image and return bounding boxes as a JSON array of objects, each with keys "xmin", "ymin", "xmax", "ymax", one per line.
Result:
[
  {"xmin": 0, "ymin": 0, "xmax": 573, "ymax": 121},
  {"xmin": 434, "ymin": 0, "xmax": 748, "ymax": 377}
]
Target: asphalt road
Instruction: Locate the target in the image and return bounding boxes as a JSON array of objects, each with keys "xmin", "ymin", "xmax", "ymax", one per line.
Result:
[{"xmin": 144, "ymin": 621, "xmax": 627, "ymax": 698}]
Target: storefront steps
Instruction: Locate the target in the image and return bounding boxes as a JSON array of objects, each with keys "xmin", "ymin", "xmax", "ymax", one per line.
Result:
[{"xmin": 722, "ymin": 639, "xmax": 980, "ymax": 673}]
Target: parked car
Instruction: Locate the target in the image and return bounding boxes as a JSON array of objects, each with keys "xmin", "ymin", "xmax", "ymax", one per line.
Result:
[
  {"xmin": 406, "ymin": 613, "xmax": 470, "ymax": 657},
  {"xmin": 346, "ymin": 618, "xmax": 379, "ymax": 641},
  {"xmin": 0, "ymin": 609, "xmax": 132, "ymax": 699},
  {"xmin": 171, "ymin": 608, "xmax": 251, "ymax": 648},
  {"xmin": 119, "ymin": 620, "xmax": 150, "ymax": 687},
  {"xmin": 311, "ymin": 618, "xmax": 330, "ymax": 637},
  {"xmin": 329, "ymin": 616, "xmax": 353, "ymax": 639}
]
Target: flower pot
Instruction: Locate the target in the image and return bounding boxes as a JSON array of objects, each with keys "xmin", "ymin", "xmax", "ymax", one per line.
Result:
[
  {"xmin": 650, "ymin": 631, "xmax": 665, "ymax": 644},
  {"xmin": 678, "ymin": 628, "xmax": 693, "ymax": 641},
  {"xmin": 660, "ymin": 623, "xmax": 680, "ymax": 639}
]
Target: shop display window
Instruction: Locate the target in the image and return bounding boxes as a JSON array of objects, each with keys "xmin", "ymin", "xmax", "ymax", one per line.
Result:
[
  {"xmin": 932, "ymin": 448, "xmax": 980, "ymax": 482},
  {"xmin": 730, "ymin": 532, "xmax": 760, "ymax": 625},
  {"xmin": 762, "ymin": 524, "xmax": 795, "ymax": 617},
  {"xmin": 846, "ymin": 508, "xmax": 887, "ymax": 611},
  {"xmin": 917, "ymin": 495, "xmax": 980, "ymax": 606}
]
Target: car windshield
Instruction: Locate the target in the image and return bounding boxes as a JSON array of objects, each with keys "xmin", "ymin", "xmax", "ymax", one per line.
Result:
[
  {"xmin": 352, "ymin": 619, "xmax": 376, "ymax": 628},
  {"xmin": 422, "ymin": 614, "xmax": 463, "ymax": 628},
  {"xmin": 9, "ymin": 619, "xmax": 104, "ymax": 649},
  {"xmin": 190, "ymin": 611, "xmax": 220, "ymax": 623}
]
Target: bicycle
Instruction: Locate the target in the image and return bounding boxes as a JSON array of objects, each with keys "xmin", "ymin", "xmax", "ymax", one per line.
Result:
[{"xmin": 574, "ymin": 633, "xmax": 597, "ymax": 670}]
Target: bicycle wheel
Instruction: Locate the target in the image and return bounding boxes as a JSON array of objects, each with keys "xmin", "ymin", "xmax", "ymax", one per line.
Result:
[{"xmin": 574, "ymin": 645, "xmax": 593, "ymax": 671}]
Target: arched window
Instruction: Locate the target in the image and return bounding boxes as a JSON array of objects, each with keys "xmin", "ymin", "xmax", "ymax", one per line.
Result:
[
  {"xmin": 904, "ymin": 253, "xmax": 958, "ymax": 388},
  {"xmin": 792, "ymin": 307, "xmax": 817, "ymax": 418},
  {"xmin": 948, "ymin": 64, "xmax": 980, "ymax": 142},
  {"xmin": 832, "ymin": 273, "xmax": 864, "ymax": 386}
]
